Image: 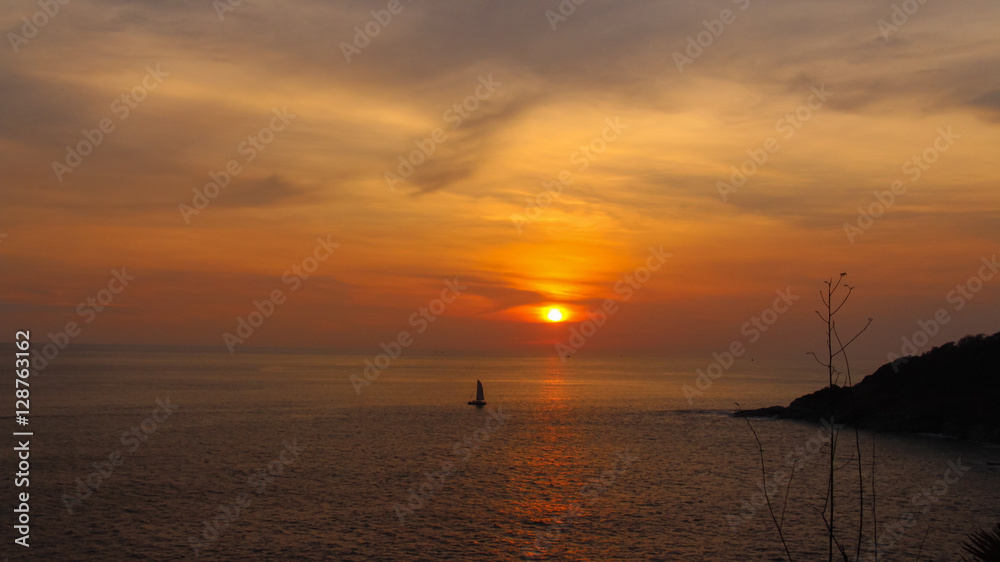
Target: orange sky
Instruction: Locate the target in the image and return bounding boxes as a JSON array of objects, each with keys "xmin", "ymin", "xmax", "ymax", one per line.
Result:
[{"xmin": 1, "ymin": 0, "xmax": 998, "ymax": 370}]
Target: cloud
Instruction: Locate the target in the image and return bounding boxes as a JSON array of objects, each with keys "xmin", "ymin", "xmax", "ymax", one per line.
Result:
[
  {"xmin": 1, "ymin": 0, "xmax": 998, "ymax": 351},
  {"xmin": 212, "ymin": 174, "xmax": 309, "ymax": 208}
]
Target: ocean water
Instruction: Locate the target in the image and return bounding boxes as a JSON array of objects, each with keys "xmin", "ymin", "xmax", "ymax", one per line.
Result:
[{"xmin": 5, "ymin": 348, "xmax": 999, "ymax": 560}]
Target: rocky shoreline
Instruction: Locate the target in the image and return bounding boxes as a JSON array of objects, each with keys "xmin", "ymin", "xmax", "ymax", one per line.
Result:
[{"xmin": 737, "ymin": 332, "xmax": 1000, "ymax": 444}]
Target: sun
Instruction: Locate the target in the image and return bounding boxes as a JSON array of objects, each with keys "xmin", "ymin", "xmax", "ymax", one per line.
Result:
[{"xmin": 546, "ymin": 307, "xmax": 565, "ymax": 322}]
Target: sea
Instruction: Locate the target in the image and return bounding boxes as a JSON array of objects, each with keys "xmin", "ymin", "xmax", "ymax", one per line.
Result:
[{"xmin": 4, "ymin": 347, "xmax": 998, "ymax": 561}]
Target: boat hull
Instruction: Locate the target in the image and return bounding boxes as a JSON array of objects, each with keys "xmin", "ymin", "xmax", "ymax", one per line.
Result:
[{"xmin": 467, "ymin": 400, "xmax": 487, "ymax": 407}]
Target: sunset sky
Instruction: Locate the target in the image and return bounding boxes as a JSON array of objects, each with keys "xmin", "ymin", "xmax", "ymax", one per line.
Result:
[{"xmin": 1, "ymin": 0, "xmax": 998, "ymax": 368}]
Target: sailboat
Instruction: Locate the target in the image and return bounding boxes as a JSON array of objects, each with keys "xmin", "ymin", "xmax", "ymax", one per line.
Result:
[{"xmin": 467, "ymin": 379, "xmax": 487, "ymax": 407}]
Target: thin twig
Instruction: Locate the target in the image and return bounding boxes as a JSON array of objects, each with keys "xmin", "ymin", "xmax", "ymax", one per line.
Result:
[
  {"xmin": 916, "ymin": 523, "xmax": 931, "ymax": 560},
  {"xmin": 806, "ymin": 351, "xmax": 830, "ymax": 368},
  {"xmin": 736, "ymin": 402, "xmax": 794, "ymax": 562},
  {"xmin": 834, "ymin": 455, "xmax": 856, "ymax": 472},
  {"xmin": 830, "ymin": 286, "xmax": 854, "ymax": 317},
  {"xmin": 871, "ymin": 434, "xmax": 878, "ymax": 562},
  {"xmin": 834, "ymin": 324, "xmax": 866, "ymax": 561},
  {"xmin": 779, "ymin": 469, "xmax": 795, "ymax": 532},
  {"xmin": 818, "ymin": 510, "xmax": 851, "ymax": 561},
  {"xmin": 825, "ymin": 279, "xmax": 836, "ymax": 562},
  {"xmin": 831, "ymin": 318, "xmax": 873, "ymax": 359}
]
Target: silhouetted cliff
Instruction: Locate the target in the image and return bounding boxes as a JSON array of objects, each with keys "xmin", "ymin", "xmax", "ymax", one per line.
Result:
[{"xmin": 738, "ymin": 331, "xmax": 1000, "ymax": 443}]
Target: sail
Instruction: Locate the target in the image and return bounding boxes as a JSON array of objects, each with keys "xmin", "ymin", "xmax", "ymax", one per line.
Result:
[{"xmin": 476, "ymin": 380, "xmax": 485, "ymax": 401}]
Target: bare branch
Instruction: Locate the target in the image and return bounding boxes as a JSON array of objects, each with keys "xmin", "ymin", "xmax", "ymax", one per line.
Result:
[
  {"xmin": 736, "ymin": 402, "xmax": 794, "ymax": 562},
  {"xmin": 834, "ymin": 455, "xmax": 856, "ymax": 471},
  {"xmin": 830, "ymin": 285, "xmax": 854, "ymax": 316},
  {"xmin": 871, "ymin": 434, "xmax": 878, "ymax": 562},
  {"xmin": 831, "ymin": 318, "xmax": 873, "ymax": 359},
  {"xmin": 817, "ymin": 510, "xmax": 851, "ymax": 561},
  {"xmin": 806, "ymin": 352, "xmax": 830, "ymax": 368},
  {"xmin": 916, "ymin": 524, "xmax": 932, "ymax": 560},
  {"xmin": 778, "ymin": 468, "xmax": 796, "ymax": 532},
  {"xmin": 834, "ymin": 312, "xmax": 870, "ymax": 562}
]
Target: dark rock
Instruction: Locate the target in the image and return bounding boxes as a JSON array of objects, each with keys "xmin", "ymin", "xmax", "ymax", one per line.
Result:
[{"xmin": 736, "ymin": 331, "xmax": 1000, "ymax": 443}]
